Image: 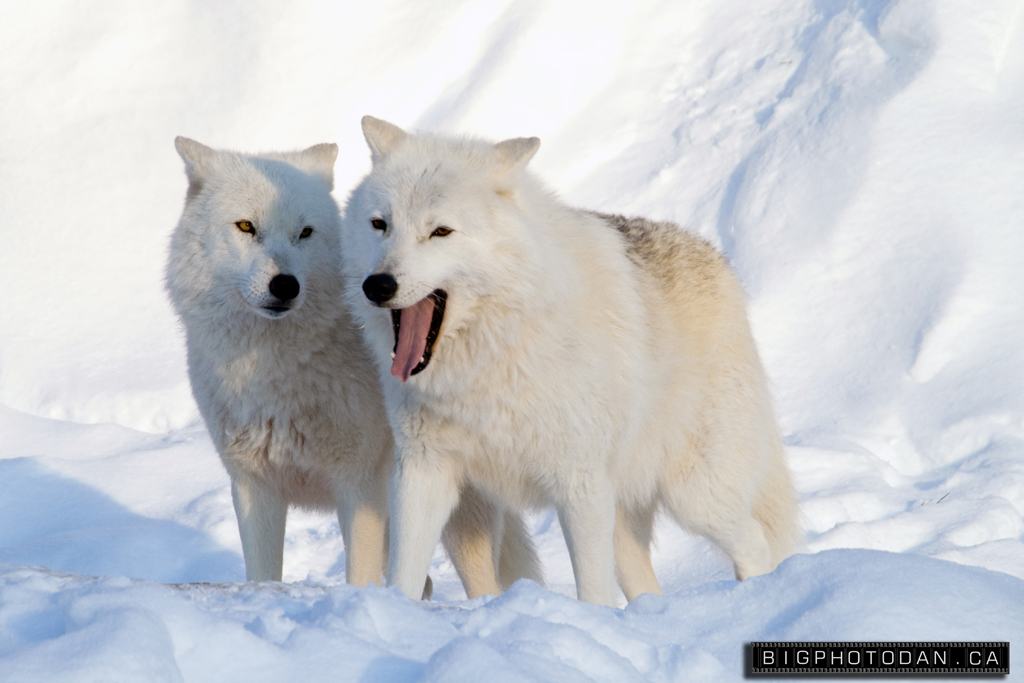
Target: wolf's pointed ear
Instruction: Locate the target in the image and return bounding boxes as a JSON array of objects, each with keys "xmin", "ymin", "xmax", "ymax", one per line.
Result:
[
  {"xmin": 175, "ymin": 137, "xmax": 216, "ymax": 201},
  {"xmin": 291, "ymin": 143, "xmax": 339, "ymax": 189},
  {"xmin": 362, "ymin": 116, "xmax": 407, "ymax": 162},
  {"xmin": 494, "ymin": 137, "xmax": 540, "ymax": 173}
]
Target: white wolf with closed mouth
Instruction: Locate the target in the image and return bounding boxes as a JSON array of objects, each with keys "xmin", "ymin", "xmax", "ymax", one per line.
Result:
[
  {"xmin": 166, "ymin": 137, "xmax": 541, "ymax": 596},
  {"xmin": 342, "ymin": 117, "xmax": 801, "ymax": 606}
]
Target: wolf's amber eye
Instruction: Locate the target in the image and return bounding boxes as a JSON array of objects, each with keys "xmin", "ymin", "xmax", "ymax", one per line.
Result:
[
  {"xmin": 299, "ymin": 226, "xmax": 314, "ymax": 239},
  {"xmin": 371, "ymin": 218, "xmax": 387, "ymax": 231},
  {"xmin": 235, "ymin": 220, "xmax": 256, "ymax": 234},
  {"xmin": 431, "ymin": 226, "xmax": 453, "ymax": 238}
]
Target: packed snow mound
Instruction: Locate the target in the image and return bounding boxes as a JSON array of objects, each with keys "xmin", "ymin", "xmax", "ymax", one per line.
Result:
[
  {"xmin": 2, "ymin": 550, "xmax": 1021, "ymax": 683},
  {"xmin": 1, "ymin": 0, "xmax": 1023, "ymax": 680}
]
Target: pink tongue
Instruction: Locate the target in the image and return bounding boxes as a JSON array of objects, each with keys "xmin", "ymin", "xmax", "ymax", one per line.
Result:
[{"xmin": 391, "ymin": 296, "xmax": 435, "ymax": 381}]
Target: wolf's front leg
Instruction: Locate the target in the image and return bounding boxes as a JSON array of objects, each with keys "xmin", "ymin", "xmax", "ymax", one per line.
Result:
[
  {"xmin": 387, "ymin": 456, "xmax": 461, "ymax": 599},
  {"xmin": 338, "ymin": 498, "xmax": 388, "ymax": 587},
  {"xmin": 557, "ymin": 475, "xmax": 619, "ymax": 607},
  {"xmin": 231, "ymin": 476, "xmax": 287, "ymax": 581}
]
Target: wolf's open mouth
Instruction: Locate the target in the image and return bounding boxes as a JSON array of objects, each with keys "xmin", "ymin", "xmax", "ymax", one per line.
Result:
[{"xmin": 390, "ymin": 289, "xmax": 446, "ymax": 381}]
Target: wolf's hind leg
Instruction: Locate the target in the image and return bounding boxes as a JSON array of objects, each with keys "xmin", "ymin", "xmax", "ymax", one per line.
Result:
[
  {"xmin": 663, "ymin": 478, "xmax": 774, "ymax": 581},
  {"xmin": 442, "ymin": 484, "xmax": 503, "ymax": 598},
  {"xmin": 231, "ymin": 476, "xmax": 287, "ymax": 582},
  {"xmin": 614, "ymin": 503, "xmax": 661, "ymax": 601},
  {"xmin": 717, "ymin": 515, "xmax": 774, "ymax": 580},
  {"xmin": 557, "ymin": 474, "xmax": 619, "ymax": 607}
]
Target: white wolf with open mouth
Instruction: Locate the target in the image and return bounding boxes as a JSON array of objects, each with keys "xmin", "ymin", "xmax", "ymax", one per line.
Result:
[
  {"xmin": 342, "ymin": 117, "xmax": 801, "ymax": 606},
  {"xmin": 166, "ymin": 138, "xmax": 541, "ymax": 596}
]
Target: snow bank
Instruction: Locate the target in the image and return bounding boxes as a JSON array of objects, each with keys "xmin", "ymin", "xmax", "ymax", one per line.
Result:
[{"xmin": 3, "ymin": 550, "xmax": 1020, "ymax": 682}]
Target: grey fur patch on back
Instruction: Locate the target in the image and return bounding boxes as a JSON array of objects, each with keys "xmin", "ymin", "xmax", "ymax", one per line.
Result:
[{"xmin": 592, "ymin": 211, "xmax": 724, "ymax": 289}]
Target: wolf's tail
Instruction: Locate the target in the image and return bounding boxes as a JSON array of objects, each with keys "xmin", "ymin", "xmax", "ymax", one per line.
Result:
[{"xmin": 499, "ymin": 510, "xmax": 545, "ymax": 590}]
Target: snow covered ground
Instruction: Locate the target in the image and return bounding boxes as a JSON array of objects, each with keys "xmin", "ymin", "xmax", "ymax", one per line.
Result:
[{"xmin": 2, "ymin": 0, "xmax": 1023, "ymax": 680}]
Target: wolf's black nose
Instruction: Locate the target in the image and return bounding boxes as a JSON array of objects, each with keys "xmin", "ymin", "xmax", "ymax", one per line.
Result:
[
  {"xmin": 269, "ymin": 274, "xmax": 300, "ymax": 301},
  {"xmin": 363, "ymin": 273, "xmax": 398, "ymax": 304}
]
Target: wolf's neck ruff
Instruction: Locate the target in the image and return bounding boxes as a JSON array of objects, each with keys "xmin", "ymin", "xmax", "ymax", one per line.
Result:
[{"xmin": 390, "ymin": 289, "xmax": 447, "ymax": 381}]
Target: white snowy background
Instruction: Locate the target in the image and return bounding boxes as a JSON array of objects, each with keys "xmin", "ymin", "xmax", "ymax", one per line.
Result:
[{"xmin": 1, "ymin": 0, "xmax": 1023, "ymax": 680}]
